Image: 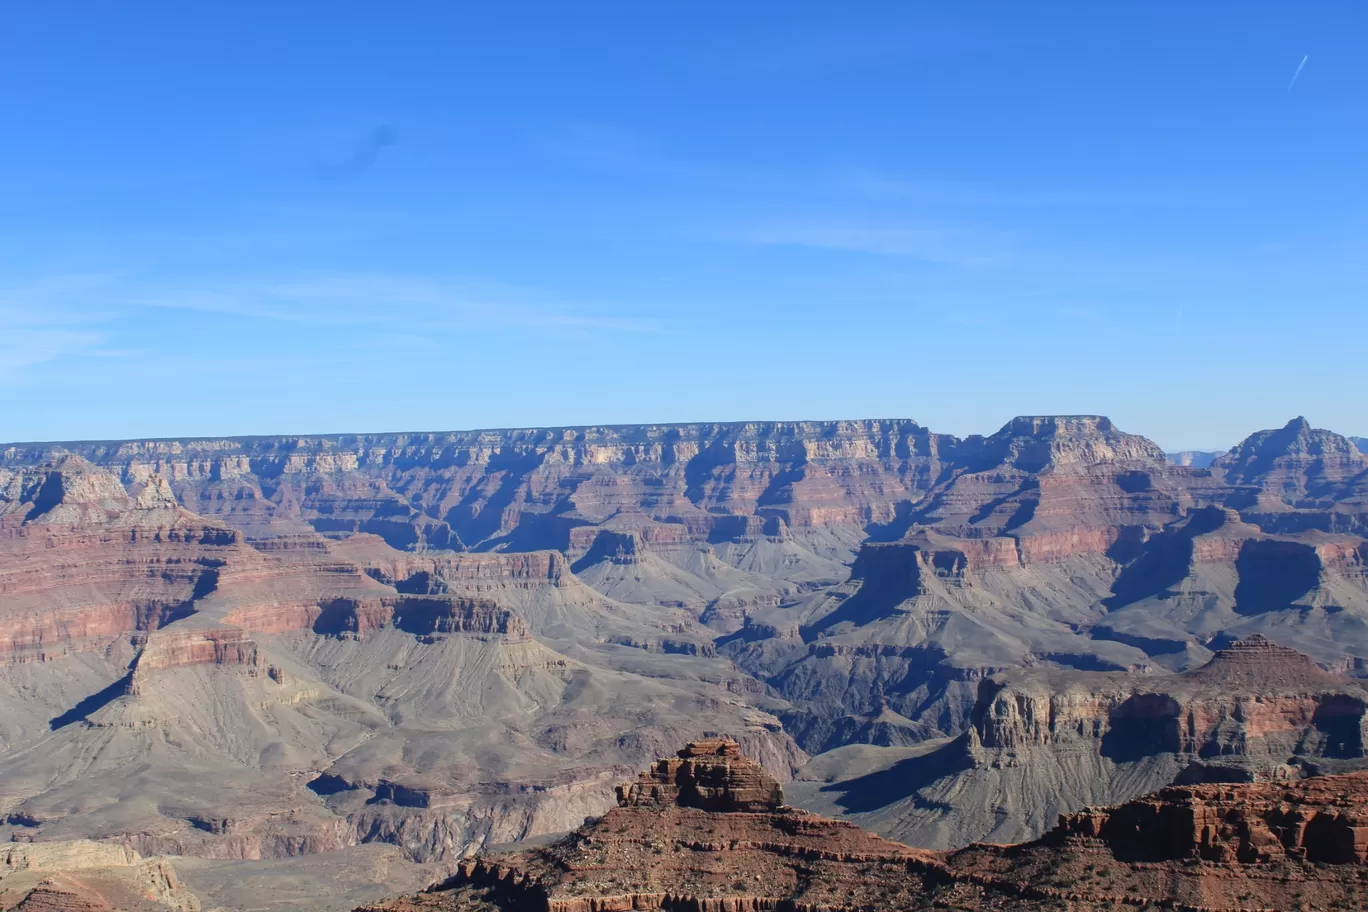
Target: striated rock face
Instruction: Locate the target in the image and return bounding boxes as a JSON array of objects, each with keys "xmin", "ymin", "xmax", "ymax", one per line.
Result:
[
  {"xmin": 787, "ymin": 636, "xmax": 1368, "ymax": 851},
  {"xmin": 2, "ymin": 421, "xmax": 956, "ymax": 548},
  {"xmin": 360, "ymin": 740, "xmax": 1368, "ymax": 912},
  {"xmin": 972, "ymin": 635, "xmax": 1368, "ymax": 765},
  {"xmin": 1215, "ymin": 416, "xmax": 1368, "ymax": 533},
  {"xmin": 616, "ymin": 739, "xmax": 784, "ymax": 812},
  {"xmin": 361, "ymin": 739, "xmax": 929, "ymax": 912},
  {"xmin": 0, "ymin": 840, "xmax": 200, "ymax": 912},
  {"xmin": 1058, "ymin": 774, "xmax": 1368, "ymax": 864},
  {"xmin": 940, "ymin": 770, "xmax": 1368, "ymax": 911},
  {"xmin": 6, "ymin": 415, "xmax": 1368, "ymax": 907},
  {"xmin": 0, "ymin": 455, "xmax": 805, "ymax": 882}
]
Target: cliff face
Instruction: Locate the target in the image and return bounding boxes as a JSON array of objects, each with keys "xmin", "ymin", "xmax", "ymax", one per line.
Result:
[
  {"xmin": 943, "ymin": 769, "xmax": 1368, "ymax": 912},
  {"xmin": 1215, "ymin": 416, "xmax": 1368, "ymax": 533},
  {"xmin": 2, "ymin": 421, "xmax": 953, "ymax": 549},
  {"xmin": 0, "ymin": 455, "xmax": 805, "ymax": 878},
  {"xmin": 726, "ymin": 416, "xmax": 1368, "ymax": 756},
  {"xmin": 787, "ymin": 636, "xmax": 1368, "ymax": 851},
  {"xmin": 361, "ymin": 739, "xmax": 1368, "ymax": 912},
  {"xmin": 1058, "ymin": 774, "xmax": 1368, "ymax": 864},
  {"xmin": 361, "ymin": 739, "xmax": 930, "ymax": 912},
  {"xmin": 0, "ymin": 840, "xmax": 200, "ymax": 912}
]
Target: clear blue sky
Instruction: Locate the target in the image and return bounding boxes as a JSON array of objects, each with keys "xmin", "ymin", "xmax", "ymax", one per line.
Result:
[{"xmin": 2, "ymin": 2, "xmax": 1364, "ymax": 450}]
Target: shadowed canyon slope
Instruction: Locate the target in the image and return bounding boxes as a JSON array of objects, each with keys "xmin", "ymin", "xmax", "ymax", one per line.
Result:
[
  {"xmin": 788, "ymin": 635, "xmax": 1368, "ymax": 848},
  {"xmin": 3, "ymin": 415, "xmax": 1368, "ymax": 906},
  {"xmin": 362, "ymin": 738, "xmax": 1368, "ymax": 912}
]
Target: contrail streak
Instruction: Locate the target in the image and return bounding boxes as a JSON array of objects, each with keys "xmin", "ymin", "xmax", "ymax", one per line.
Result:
[{"xmin": 1288, "ymin": 55, "xmax": 1308, "ymax": 91}]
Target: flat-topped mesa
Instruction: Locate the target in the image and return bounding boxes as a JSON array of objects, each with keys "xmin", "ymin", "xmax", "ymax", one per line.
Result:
[
  {"xmin": 985, "ymin": 414, "xmax": 1168, "ymax": 472},
  {"xmin": 615, "ymin": 738, "xmax": 784, "ymax": 812}
]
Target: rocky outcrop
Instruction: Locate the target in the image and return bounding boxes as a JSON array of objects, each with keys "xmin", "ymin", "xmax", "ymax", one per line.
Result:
[
  {"xmin": 1057, "ymin": 774, "xmax": 1368, "ymax": 864},
  {"xmin": 787, "ymin": 637, "xmax": 1368, "ymax": 851},
  {"xmin": 361, "ymin": 740, "xmax": 1368, "ymax": 912},
  {"xmin": 974, "ymin": 635, "xmax": 1368, "ymax": 763},
  {"xmin": 0, "ymin": 840, "xmax": 200, "ymax": 912},
  {"xmin": 362, "ymin": 739, "xmax": 927, "ymax": 912},
  {"xmin": 1215, "ymin": 416, "xmax": 1368, "ymax": 533},
  {"xmin": 616, "ymin": 739, "xmax": 784, "ymax": 812}
]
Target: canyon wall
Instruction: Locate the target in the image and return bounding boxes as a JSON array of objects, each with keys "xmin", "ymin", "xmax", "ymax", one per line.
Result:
[{"xmin": 3, "ymin": 414, "xmax": 1368, "ymax": 899}]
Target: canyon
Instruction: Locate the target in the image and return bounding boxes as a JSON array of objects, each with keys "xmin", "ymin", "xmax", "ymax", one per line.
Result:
[{"xmin": 2, "ymin": 414, "xmax": 1368, "ymax": 908}]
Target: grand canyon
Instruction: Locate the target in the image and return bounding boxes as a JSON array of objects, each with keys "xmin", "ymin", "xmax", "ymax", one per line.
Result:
[{"xmin": 3, "ymin": 414, "xmax": 1368, "ymax": 911}]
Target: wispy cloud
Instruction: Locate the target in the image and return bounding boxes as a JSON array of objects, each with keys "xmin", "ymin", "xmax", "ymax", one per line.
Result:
[
  {"xmin": 735, "ymin": 222, "xmax": 1012, "ymax": 267},
  {"xmin": 0, "ymin": 274, "xmax": 127, "ymax": 375},
  {"xmin": 832, "ymin": 169, "xmax": 1209, "ymax": 210},
  {"xmin": 540, "ymin": 123, "xmax": 1218, "ymax": 215},
  {"xmin": 0, "ymin": 328, "xmax": 109, "ymax": 374},
  {"xmin": 0, "ymin": 269, "xmax": 658, "ymax": 383},
  {"xmin": 128, "ymin": 273, "xmax": 660, "ymax": 334}
]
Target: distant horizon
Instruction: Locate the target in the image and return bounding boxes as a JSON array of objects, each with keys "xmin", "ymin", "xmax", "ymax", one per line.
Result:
[{"xmin": 2, "ymin": 411, "xmax": 1359, "ymax": 456}]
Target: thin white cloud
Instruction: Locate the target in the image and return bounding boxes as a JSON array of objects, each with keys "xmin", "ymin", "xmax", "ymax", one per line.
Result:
[
  {"xmin": 0, "ymin": 328, "xmax": 108, "ymax": 374},
  {"xmin": 126, "ymin": 272, "xmax": 661, "ymax": 333},
  {"xmin": 0, "ymin": 275, "xmax": 125, "ymax": 375},
  {"xmin": 0, "ymin": 269, "xmax": 659, "ymax": 383},
  {"xmin": 737, "ymin": 222, "xmax": 1011, "ymax": 267},
  {"xmin": 832, "ymin": 169, "xmax": 1208, "ymax": 210}
]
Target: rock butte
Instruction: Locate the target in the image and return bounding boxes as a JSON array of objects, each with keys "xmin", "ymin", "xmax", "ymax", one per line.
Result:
[{"xmin": 360, "ymin": 738, "xmax": 1368, "ymax": 912}]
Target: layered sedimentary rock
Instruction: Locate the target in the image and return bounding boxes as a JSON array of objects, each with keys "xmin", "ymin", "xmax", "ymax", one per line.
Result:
[
  {"xmin": 615, "ymin": 739, "xmax": 785, "ymax": 812},
  {"xmin": 726, "ymin": 418, "xmax": 1368, "ymax": 755},
  {"xmin": 6, "ymin": 415, "xmax": 1368, "ymax": 911},
  {"xmin": 361, "ymin": 739, "xmax": 1368, "ymax": 912},
  {"xmin": 1058, "ymin": 775, "xmax": 1368, "ymax": 864},
  {"xmin": 1216, "ymin": 416, "xmax": 1368, "ymax": 533},
  {"xmin": 360, "ymin": 739, "xmax": 929, "ymax": 912},
  {"xmin": 2, "ymin": 421, "xmax": 954, "ymax": 549},
  {"xmin": 788, "ymin": 636, "xmax": 1368, "ymax": 849},
  {"xmin": 0, "ymin": 457, "xmax": 803, "ymax": 882},
  {"xmin": 0, "ymin": 840, "xmax": 200, "ymax": 912}
]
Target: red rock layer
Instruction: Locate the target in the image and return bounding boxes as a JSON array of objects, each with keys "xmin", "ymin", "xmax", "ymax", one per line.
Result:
[
  {"xmin": 1058, "ymin": 774, "xmax": 1368, "ymax": 864},
  {"xmin": 221, "ymin": 594, "xmax": 526, "ymax": 639},
  {"xmin": 616, "ymin": 740, "xmax": 784, "ymax": 812},
  {"xmin": 362, "ymin": 740, "xmax": 1368, "ymax": 912},
  {"xmin": 0, "ymin": 521, "xmax": 242, "ymax": 662}
]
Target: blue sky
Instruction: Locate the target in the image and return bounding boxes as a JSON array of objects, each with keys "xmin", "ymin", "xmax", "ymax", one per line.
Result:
[{"xmin": 1, "ymin": 2, "xmax": 1364, "ymax": 450}]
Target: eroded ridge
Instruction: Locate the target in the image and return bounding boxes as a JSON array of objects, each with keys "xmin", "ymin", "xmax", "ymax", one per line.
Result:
[{"xmin": 361, "ymin": 739, "xmax": 1368, "ymax": 912}]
